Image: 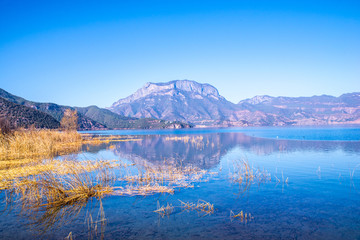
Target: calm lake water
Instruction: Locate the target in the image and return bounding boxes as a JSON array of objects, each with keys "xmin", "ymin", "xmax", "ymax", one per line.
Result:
[{"xmin": 1, "ymin": 127, "xmax": 360, "ymax": 239}]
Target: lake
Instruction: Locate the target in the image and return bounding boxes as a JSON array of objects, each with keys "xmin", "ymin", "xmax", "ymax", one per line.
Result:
[{"xmin": 1, "ymin": 127, "xmax": 360, "ymax": 239}]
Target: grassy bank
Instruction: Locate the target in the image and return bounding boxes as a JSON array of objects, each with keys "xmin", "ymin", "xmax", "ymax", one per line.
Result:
[
  {"xmin": 0, "ymin": 129, "xmax": 82, "ymax": 160},
  {"xmin": 0, "ymin": 129, "xmax": 118, "ymax": 190}
]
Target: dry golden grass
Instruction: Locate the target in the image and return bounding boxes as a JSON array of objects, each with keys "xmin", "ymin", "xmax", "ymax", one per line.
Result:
[
  {"xmin": 0, "ymin": 130, "xmax": 82, "ymax": 161},
  {"xmin": 0, "ymin": 130, "xmax": 132, "ymax": 190},
  {"xmin": 0, "ymin": 130, "xmax": 140, "ymax": 162},
  {"xmin": 0, "ymin": 129, "xmax": 121, "ymax": 233},
  {"xmin": 0, "ymin": 130, "xmax": 80, "ymax": 190}
]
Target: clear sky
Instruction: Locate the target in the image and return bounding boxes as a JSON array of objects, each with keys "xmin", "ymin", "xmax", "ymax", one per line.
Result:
[{"xmin": 0, "ymin": 0, "xmax": 359, "ymax": 107}]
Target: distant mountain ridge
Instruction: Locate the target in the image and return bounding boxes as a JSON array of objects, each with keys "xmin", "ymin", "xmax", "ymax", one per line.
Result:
[
  {"xmin": 109, "ymin": 80, "xmax": 360, "ymax": 126},
  {"xmin": 0, "ymin": 88, "xmax": 106, "ymax": 130},
  {"xmin": 0, "ymin": 97, "xmax": 60, "ymax": 129},
  {"xmin": 0, "ymin": 88, "xmax": 192, "ymax": 130},
  {"xmin": 238, "ymin": 92, "xmax": 360, "ymax": 125}
]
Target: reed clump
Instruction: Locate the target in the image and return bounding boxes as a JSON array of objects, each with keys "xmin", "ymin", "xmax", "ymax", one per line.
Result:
[
  {"xmin": 179, "ymin": 199, "xmax": 214, "ymax": 216},
  {"xmin": 230, "ymin": 210, "xmax": 253, "ymax": 223},
  {"xmin": 11, "ymin": 160, "xmax": 115, "ymax": 210},
  {"xmin": 229, "ymin": 159, "xmax": 271, "ymax": 195},
  {"xmin": 0, "ymin": 129, "xmax": 127, "ymax": 190},
  {"xmin": 154, "ymin": 201, "xmax": 174, "ymax": 218},
  {"xmin": 2, "ymin": 159, "xmax": 116, "ymax": 235}
]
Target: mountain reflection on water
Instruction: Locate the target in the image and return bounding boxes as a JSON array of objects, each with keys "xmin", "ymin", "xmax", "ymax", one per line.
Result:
[{"xmin": 85, "ymin": 132, "xmax": 360, "ymax": 169}]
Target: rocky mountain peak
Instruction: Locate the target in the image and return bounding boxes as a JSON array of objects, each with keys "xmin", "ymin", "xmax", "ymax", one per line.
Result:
[{"xmin": 110, "ymin": 80, "xmax": 221, "ymax": 107}]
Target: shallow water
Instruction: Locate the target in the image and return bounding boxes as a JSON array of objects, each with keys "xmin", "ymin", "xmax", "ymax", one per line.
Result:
[{"xmin": 1, "ymin": 127, "xmax": 360, "ymax": 239}]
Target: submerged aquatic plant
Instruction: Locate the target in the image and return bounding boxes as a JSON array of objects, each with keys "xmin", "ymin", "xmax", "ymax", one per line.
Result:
[{"xmin": 230, "ymin": 210, "xmax": 253, "ymax": 223}]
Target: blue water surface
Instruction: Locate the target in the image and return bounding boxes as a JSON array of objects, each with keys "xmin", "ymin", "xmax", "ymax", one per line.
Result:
[
  {"xmin": 82, "ymin": 125, "xmax": 360, "ymax": 141},
  {"xmin": 1, "ymin": 127, "xmax": 360, "ymax": 239}
]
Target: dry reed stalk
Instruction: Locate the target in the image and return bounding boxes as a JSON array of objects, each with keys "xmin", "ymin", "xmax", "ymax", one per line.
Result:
[
  {"xmin": 229, "ymin": 159, "xmax": 271, "ymax": 195},
  {"xmin": 86, "ymin": 199, "xmax": 107, "ymax": 240},
  {"xmin": 230, "ymin": 210, "xmax": 253, "ymax": 222},
  {"xmin": 116, "ymin": 161, "xmax": 209, "ymax": 196},
  {"xmin": 179, "ymin": 199, "xmax": 214, "ymax": 216},
  {"xmin": 154, "ymin": 201, "xmax": 174, "ymax": 217},
  {"xmin": 12, "ymin": 161, "xmax": 114, "ymax": 209}
]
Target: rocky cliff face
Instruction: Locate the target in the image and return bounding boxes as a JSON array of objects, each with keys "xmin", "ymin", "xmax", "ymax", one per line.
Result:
[{"xmin": 111, "ymin": 80, "xmax": 222, "ymax": 107}]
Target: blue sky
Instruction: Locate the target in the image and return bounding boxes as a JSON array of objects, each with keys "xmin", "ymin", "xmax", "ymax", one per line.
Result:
[{"xmin": 0, "ymin": 0, "xmax": 359, "ymax": 107}]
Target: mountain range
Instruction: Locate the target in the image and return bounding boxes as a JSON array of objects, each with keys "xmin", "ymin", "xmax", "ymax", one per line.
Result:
[
  {"xmin": 0, "ymin": 88, "xmax": 192, "ymax": 130},
  {"xmin": 109, "ymin": 80, "xmax": 360, "ymax": 127},
  {"xmin": 1, "ymin": 80, "xmax": 359, "ymax": 130}
]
